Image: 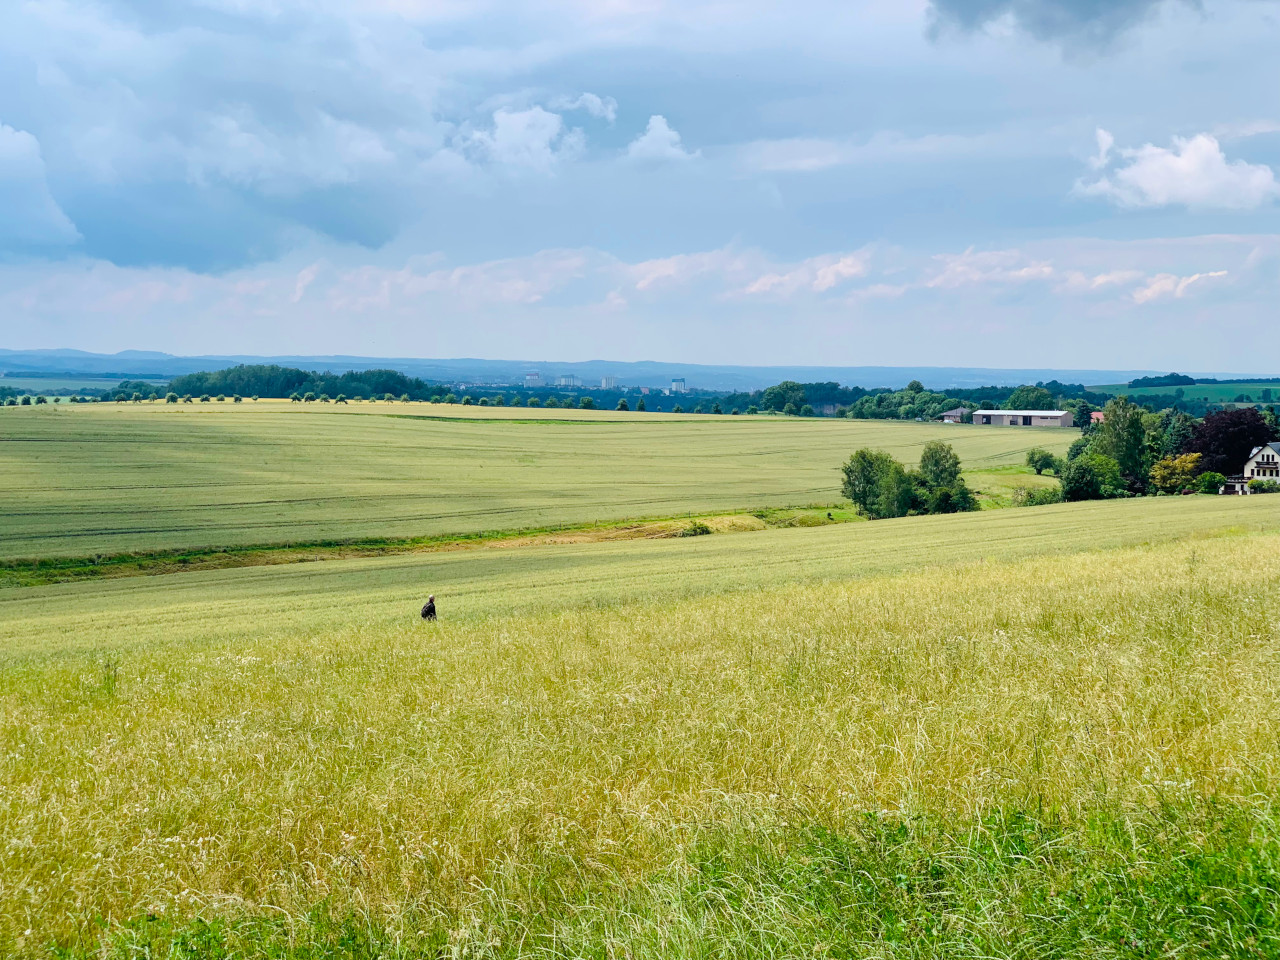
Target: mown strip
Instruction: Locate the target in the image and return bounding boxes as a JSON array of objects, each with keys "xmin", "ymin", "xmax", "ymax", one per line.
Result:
[{"xmin": 0, "ymin": 505, "xmax": 853, "ymax": 588}]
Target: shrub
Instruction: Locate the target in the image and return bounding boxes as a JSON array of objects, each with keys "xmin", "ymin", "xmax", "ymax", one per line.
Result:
[
  {"xmin": 166, "ymin": 392, "xmax": 179, "ymax": 403},
  {"xmin": 747, "ymin": 405, "xmax": 759, "ymax": 415},
  {"xmin": 1012, "ymin": 486, "xmax": 1065, "ymax": 507},
  {"xmin": 1061, "ymin": 453, "xmax": 1126, "ymax": 501},
  {"xmin": 200, "ymin": 395, "xmax": 211, "ymax": 403},
  {"xmin": 233, "ymin": 395, "xmax": 242, "ymax": 403},
  {"xmin": 216, "ymin": 394, "xmax": 226, "ymax": 402},
  {"xmin": 677, "ymin": 520, "xmax": 712, "ymax": 537},
  {"xmin": 1248, "ymin": 478, "xmax": 1280, "ymax": 494}
]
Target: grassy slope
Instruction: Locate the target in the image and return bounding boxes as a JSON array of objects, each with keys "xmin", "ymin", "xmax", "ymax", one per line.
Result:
[
  {"xmin": 1091, "ymin": 380, "xmax": 1280, "ymax": 401},
  {"xmin": 0, "ymin": 402, "xmax": 1069, "ymax": 561},
  {"xmin": 1, "ymin": 498, "xmax": 1279, "ymax": 955}
]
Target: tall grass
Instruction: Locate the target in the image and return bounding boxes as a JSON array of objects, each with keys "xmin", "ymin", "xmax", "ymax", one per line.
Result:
[{"xmin": 2, "ymin": 532, "xmax": 1279, "ymax": 955}]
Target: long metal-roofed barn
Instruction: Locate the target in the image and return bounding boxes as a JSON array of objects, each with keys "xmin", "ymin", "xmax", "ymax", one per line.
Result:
[{"xmin": 972, "ymin": 410, "xmax": 1075, "ymax": 427}]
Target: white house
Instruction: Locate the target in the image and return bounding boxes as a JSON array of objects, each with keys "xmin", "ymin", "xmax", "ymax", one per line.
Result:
[{"xmin": 1223, "ymin": 442, "xmax": 1280, "ymax": 494}]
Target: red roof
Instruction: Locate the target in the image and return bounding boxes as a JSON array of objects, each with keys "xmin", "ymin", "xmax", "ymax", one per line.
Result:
[{"xmin": 1091, "ymin": 411, "xmax": 1105, "ymax": 423}]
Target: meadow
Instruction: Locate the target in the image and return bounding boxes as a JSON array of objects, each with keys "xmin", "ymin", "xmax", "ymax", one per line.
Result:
[
  {"xmin": 1091, "ymin": 380, "xmax": 1280, "ymax": 402},
  {"xmin": 3, "ymin": 404, "xmax": 1279, "ymax": 957},
  {"xmin": 2, "ymin": 493, "xmax": 1279, "ymax": 956},
  {"xmin": 0, "ymin": 402, "xmax": 1067, "ymax": 561}
]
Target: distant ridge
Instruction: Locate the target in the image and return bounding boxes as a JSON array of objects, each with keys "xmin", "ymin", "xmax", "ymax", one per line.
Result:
[{"xmin": 0, "ymin": 349, "xmax": 1266, "ymax": 392}]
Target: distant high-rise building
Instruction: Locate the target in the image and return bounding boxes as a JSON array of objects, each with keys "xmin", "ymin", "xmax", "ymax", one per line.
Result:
[
  {"xmin": 600, "ymin": 376, "xmax": 617, "ymax": 390},
  {"xmin": 524, "ymin": 373, "xmax": 542, "ymax": 388},
  {"xmin": 557, "ymin": 374, "xmax": 580, "ymax": 388},
  {"xmin": 671, "ymin": 378, "xmax": 687, "ymax": 394}
]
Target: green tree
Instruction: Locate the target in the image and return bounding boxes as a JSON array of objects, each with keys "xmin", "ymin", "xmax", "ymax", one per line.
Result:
[
  {"xmin": 747, "ymin": 405, "xmax": 759, "ymax": 415},
  {"xmin": 400, "ymin": 394, "xmax": 410, "ymax": 403},
  {"xmin": 579, "ymin": 396, "xmax": 596, "ymax": 409},
  {"xmin": 1150, "ymin": 453, "xmax": 1202, "ymax": 493},
  {"xmin": 1025, "ymin": 447, "xmax": 1059, "ymax": 475},
  {"xmin": 232, "ymin": 394, "xmax": 242, "ymax": 403},
  {"xmin": 335, "ymin": 394, "xmax": 347, "ymax": 404},
  {"xmin": 1196, "ymin": 471, "xmax": 1226, "ymax": 494},
  {"xmin": 166, "ymin": 392, "xmax": 179, "ymax": 403},
  {"xmin": 462, "ymin": 395, "xmax": 474, "ymax": 405},
  {"xmin": 1061, "ymin": 453, "xmax": 1125, "ymax": 502},
  {"xmin": 799, "ymin": 403, "xmax": 814, "ymax": 417},
  {"xmin": 906, "ymin": 380, "xmax": 924, "ymax": 393},
  {"xmin": 302, "ymin": 393, "xmax": 315, "ymax": 403},
  {"xmin": 215, "ymin": 394, "xmax": 225, "ymax": 402},
  {"xmin": 712, "ymin": 402, "xmax": 724, "ymax": 415},
  {"xmin": 383, "ymin": 393, "xmax": 395, "ymax": 402},
  {"xmin": 783, "ymin": 402, "xmax": 798, "ymax": 416},
  {"xmin": 761, "ymin": 381, "xmax": 805, "ymax": 412},
  {"xmin": 318, "ymin": 394, "xmax": 330, "ymax": 403},
  {"xmin": 20, "ymin": 395, "xmax": 32, "ymax": 405},
  {"xmin": 1091, "ymin": 396, "xmax": 1147, "ymax": 487},
  {"xmin": 672, "ymin": 404, "xmax": 684, "ymax": 413},
  {"xmin": 200, "ymin": 394, "xmax": 211, "ymax": 403},
  {"xmin": 920, "ymin": 440, "xmax": 962, "ymax": 489},
  {"xmin": 527, "ymin": 397, "xmax": 541, "ymax": 407},
  {"xmin": 1006, "ymin": 385, "xmax": 1055, "ymax": 410},
  {"xmin": 841, "ymin": 449, "xmax": 912, "ymax": 519},
  {"xmin": 616, "ymin": 399, "xmax": 629, "ymax": 411},
  {"xmin": 289, "ymin": 393, "xmax": 301, "ymax": 402},
  {"xmin": 636, "ymin": 398, "xmax": 646, "ymax": 411}
]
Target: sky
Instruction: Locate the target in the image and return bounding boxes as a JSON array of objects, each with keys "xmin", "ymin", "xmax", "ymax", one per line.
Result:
[{"xmin": 1, "ymin": 0, "xmax": 1278, "ymax": 370}]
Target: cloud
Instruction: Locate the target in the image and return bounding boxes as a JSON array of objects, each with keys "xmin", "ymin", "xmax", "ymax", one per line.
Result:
[
  {"xmin": 925, "ymin": 248, "xmax": 1055, "ymax": 288},
  {"xmin": 739, "ymin": 130, "xmax": 998, "ymax": 173},
  {"xmin": 1078, "ymin": 130, "xmax": 1280, "ymax": 210},
  {"xmin": 551, "ymin": 92, "xmax": 618, "ymax": 123},
  {"xmin": 927, "ymin": 0, "xmax": 1192, "ymax": 46},
  {"xmin": 1132, "ymin": 270, "xmax": 1228, "ymax": 303},
  {"xmin": 625, "ymin": 116, "xmax": 699, "ymax": 162},
  {"xmin": 464, "ymin": 107, "xmax": 585, "ymax": 173},
  {"xmin": 0, "ymin": 124, "xmax": 80, "ymax": 250},
  {"xmin": 745, "ymin": 251, "xmax": 871, "ymax": 295}
]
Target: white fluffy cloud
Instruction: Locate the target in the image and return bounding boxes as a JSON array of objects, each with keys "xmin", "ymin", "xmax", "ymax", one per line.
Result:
[
  {"xmin": 925, "ymin": 248, "xmax": 1054, "ymax": 288},
  {"xmin": 625, "ymin": 116, "xmax": 699, "ymax": 162},
  {"xmin": 0, "ymin": 124, "xmax": 79, "ymax": 248},
  {"xmin": 551, "ymin": 93, "xmax": 618, "ymax": 123},
  {"xmin": 1079, "ymin": 129, "xmax": 1280, "ymax": 210},
  {"xmin": 465, "ymin": 107, "xmax": 585, "ymax": 172},
  {"xmin": 745, "ymin": 251, "xmax": 871, "ymax": 295}
]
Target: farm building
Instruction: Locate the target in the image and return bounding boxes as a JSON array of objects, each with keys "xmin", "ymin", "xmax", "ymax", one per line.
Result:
[
  {"xmin": 972, "ymin": 410, "xmax": 1075, "ymax": 428},
  {"xmin": 1223, "ymin": 442, "xmax": 1280, "ymax": 493},
  {"xmin": 940, "ymin": 407, "xmax": 968, "ymax": 423}
]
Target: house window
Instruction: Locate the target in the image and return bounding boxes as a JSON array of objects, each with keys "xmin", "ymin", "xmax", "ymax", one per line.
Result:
[{"xmin": 1022, "ymin": 416, "xmax": 1032, "ymax": 426}]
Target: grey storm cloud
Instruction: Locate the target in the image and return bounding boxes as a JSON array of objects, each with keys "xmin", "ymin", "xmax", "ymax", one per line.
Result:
[{"xmin": 927, "ymin": 0, "xmax": 1200, "ymax": 44}]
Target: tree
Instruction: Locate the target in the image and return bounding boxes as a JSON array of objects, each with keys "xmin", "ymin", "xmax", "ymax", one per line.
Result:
[
  {"xmin": 1150, "ymin": 453, "xmax": 1202, "ymax": 493},
  {"xmin": 747, "ymin": 405, "xmax": 759, "ymax": 415},
  {"xmin": 462, "ymin": 395, "xmax": 474, "ymax": 405},
  {"xmin": 920, "ymin": 441, "xmax": 962, "ymax": 488},
  {"xmin": 289, "ymin": 393, "xmax": 301, "ymax": 402},
  {"xmin": 383, "ymin": 393, "xmax": 396, "ymax": 402},
  {"xmin": 233, "ymin": 394, "xmax": 243, "ymax": 403},
  {"xmin": 200, "ymin": 395, "xmax": 211, "ymax": 402},
  {"xmin": 334, "ymin": 394, "xmax": 347, "ymax": 404},
  {"xmin": 579, "ymin": 396, "xmax": 596, "ymax": 409},
  {"xmin": 1006, "ymin": 385, "xmax": 1055, "ymax": 410},
  {"xmin": 636, "ymin": 398, "xmax": 646, "ymax": 412},
  {"xmin": 527, "ymin": 397, "xmax": 541, "ymax": 407},
  {"xmin": 761, "ymin": 381, "xmax": 805, "ymax": 412},
  {"xmin": 215, "ymin": 394, "xmax": 225, "ymax": 402},
  {"xmin": 616, "ymin": 399, "xmax": 629, "ymax": 411},
  {"xmin": 20, "ymin": 395, "xmax": 31, "ymax": 405},
  {"xmin": 1186, "ymin": 407, "xmax": 1276, "ymax": 474},
  {"xmin": 783, "ymin": 402, "xmax": 798, "ymax": 416},
  {"xmin": 841, "ymin": 449, "xmax": 913, "ymax": 519},
  {"xmin": 318, "ymin": 394, "xmax": 330, "ymax": 403},
  {"xmin": 927, "ymin": 483, "xmax": 977, "ymax": 514},
  {"xmin": 906, "ymin": 380, "xmax": 924, "ymax": 393},
  {"xmin": 400, "ymin": 394, "xmax": 410, "ymax": 403},
  {"xmin": 672, "ymin": 404, "xmax": 684, "ymax": 413},
  {"xmin": 1090, "ymin": 396, "xmax": 1148, "ymax": 487},
  {"xmin": 1061, "ymin": 453, "xmax": 1125, "ymax": 502},
  {"xmin": 713, "ymin": 402, "xmax": 724, "ymax": 415},
  {"xmin": 1196, "ymin": 471, "xmax": 1226, "ymax": 494},
  {"xmin": 799, "ymin": 403, "xmax": 814, "ymax": 417},
  {"xmin": 1025, "ymin": 447, "xmax": 1058, "ymax": 475},
  {"xmin": 731, "ymin": 408, "xmax": 739, "ymax": 415},
  {"xmin": 166, "ymin": 392, "xmax": 179, "ymax": 404}
]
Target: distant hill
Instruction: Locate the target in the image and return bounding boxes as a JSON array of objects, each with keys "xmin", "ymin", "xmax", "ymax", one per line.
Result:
[{"xmin": 0, "ymin": 348, "xmax": 1267, "ymax": 393}]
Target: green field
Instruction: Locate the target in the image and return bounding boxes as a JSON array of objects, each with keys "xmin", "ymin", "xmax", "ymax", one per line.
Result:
[
  {"xmin": 1091, "ymin": 380, "xmax": 1280, "ymax": 402},
  {"xmin": 0, "ymin": 402, "xmax": 1069, "ymax": 561},
  {"xmin": 4, "ymin": 404, "xmax": 1280, "ymax": 958},
  {"xmin": 0, "ymin": 376, "xmax": 167, "ymax": 393}
]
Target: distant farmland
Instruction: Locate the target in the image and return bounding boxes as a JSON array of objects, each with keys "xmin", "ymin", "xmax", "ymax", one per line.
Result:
[
  {"xmin": 1091, "ymin": 379, "xmax": 1280, "ymax": 402},
  {"xmin": 0, "ymin": 401, "xmax": 1071, "ymax": 561}
]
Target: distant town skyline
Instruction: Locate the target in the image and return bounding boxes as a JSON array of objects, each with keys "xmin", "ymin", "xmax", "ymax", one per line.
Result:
[{"xmin": 2, "ymin": 1, "xmax": 1278, "ymax": 368}]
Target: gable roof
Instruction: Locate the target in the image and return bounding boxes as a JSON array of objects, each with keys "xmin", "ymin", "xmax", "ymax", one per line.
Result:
[
  {"xmin": 940, "ymin": 407, "xmax": 968, "ymax": 417},
  {"xmin": 1248, "ymin": 441, "xmax": 1280, "ymax": 459}
]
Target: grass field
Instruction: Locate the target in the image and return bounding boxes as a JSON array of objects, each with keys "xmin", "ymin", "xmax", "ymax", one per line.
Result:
[
  {"xmin": 0, "ymin": 402, "xmax": 1069, "ymax": 561},
  {"xmin": 0, "ymin": 376, "xmax": 167, "ymax": 393},
  {"xmin": 1091, "ymin": 380, "xmax": 1280, "ymax": 402},
  {"xmin": 4, "ymin": 406, "xmax": 1279, "ymax": 957}
]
